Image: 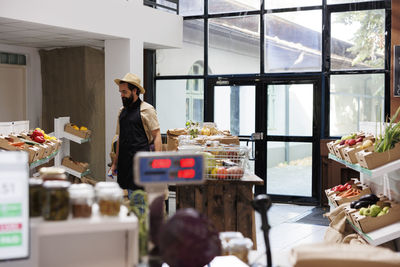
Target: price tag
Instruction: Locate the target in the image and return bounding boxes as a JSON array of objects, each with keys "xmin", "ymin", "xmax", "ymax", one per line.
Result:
[{"xmin": 0, "ymin": 151, "xmax": 29, "ymax": 261}]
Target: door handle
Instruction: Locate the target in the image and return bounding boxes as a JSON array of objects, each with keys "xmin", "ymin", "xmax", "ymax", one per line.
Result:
[{"xmin": 246, "ymin": 132, "xmax": 264, "ymax": 161}]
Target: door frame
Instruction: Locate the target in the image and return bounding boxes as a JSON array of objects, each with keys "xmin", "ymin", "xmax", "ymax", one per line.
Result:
[{"xmin": 207, "ymin": 74, "xmax": 322, "ymax": 204}]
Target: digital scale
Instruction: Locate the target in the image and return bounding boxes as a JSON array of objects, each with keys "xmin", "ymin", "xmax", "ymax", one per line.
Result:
[{"xmin": 134, "ymin": 151, "xmax": 205, "ymax": 203}]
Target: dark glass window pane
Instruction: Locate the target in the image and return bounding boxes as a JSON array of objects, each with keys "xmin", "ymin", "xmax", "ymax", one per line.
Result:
[
  {"xmin": 156, "ymin": 79, "xmax": 204, "ymax": 133},
  {"xmin": 265, "ymin": 0, "xmax": 321, "ymax": 9},
  {"xmin": 328, "ymin": 0, "xmax": 383, "ymax": 4},
  {"xmin": 331, "ymin": 9, "xmax": 385, "ymax": 70},
  {"xmin": 265, "ymin": 10, "xmax": 322, "ymax": 73},
  {"xmin": 209, "ymin": 16, "xmax": 260, "ymax": 74},
  {"xmin": 267, "ymin": 84, "xmax": 313, "ymax": 136},
  {"xmin": 156, "ymin": 20, "xmax": 204, "ymax": 76},
  {"xmin": 214, "ymin": 85, "xmax": 255, "ymax": 135},
  {"xmin": 180, "ymin": 0, "xmax": 204, "ymax": 16},
  {"xmin": 209, "ymin": 0, "xmax": 259, "ymax": 14},
  {"xmin": 330, "ymin": 74, "xmax": 384, "ymax": 136},
  {"xmin": 267, "ymin": 141, "xmax": 312, "ymax": 197}
]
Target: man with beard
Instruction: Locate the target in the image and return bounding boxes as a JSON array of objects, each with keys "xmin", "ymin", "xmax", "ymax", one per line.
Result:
[{"xmin": 110, "ymin": 73, "xmax": 162, "ymax": 197}]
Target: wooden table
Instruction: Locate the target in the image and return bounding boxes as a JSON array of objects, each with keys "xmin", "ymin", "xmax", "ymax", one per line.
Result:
[{"xmin": 176, "ymin": 174, "xmax": 264, "ymax": 247}]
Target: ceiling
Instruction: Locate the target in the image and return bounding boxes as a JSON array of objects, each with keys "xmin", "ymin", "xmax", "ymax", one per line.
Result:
[{"xmin": 0, "ymin": 17, "xmax": 121, "ymax": 49}]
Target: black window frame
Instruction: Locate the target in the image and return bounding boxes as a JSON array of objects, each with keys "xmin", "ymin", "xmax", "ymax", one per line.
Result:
[{"xmin": 150, "ymin": 0, "xmax": 391, "ymax": 204}]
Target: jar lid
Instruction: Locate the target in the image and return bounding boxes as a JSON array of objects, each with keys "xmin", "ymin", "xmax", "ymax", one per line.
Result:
[
  {"xmin": 29, "ymin": 178, "xmax": 43, "ymax": 186},
  {"xmin": 96, "ymin": 187, "xmax": 123, "ymax": 198},
  {"xmin": 40, "ymin": 167, "xmax": 66, "ymax": 175},
  {"xmin": 219, "ymin": 231, "xmax": 244, "ymax": 242},
  {"xmin": 43, "ymin": 180, "xmax": 71, "ymax": 189},
  {"xmin": 95, "ymin": 181, "xmax": 120, "ymax": 191},
  {"xmin": 69, "ymin": 184, "xmax": 94, "ymax": 198},
  {"xmin": 228, "ymin": 237, "xmax": 253, "ymax": 249}
]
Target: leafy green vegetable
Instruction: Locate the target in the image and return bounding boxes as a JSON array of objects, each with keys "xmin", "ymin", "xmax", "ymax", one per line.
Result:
[{"xmin": 375, "ymin": 106, "xmax": 400, "ymax": 153}]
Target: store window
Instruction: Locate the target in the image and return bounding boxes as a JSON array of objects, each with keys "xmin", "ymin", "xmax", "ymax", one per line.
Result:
[
  {"xmin": 0, "ymin": 52, "xmax": 26, "ymax": 65},
  {"xmin": 156, "ymin": 79, "xmax": 204, "ymax": 133},
  {"xmin": 330, "ymin": 74, "xmax": 384, "ymax": 136},
  {"xmin": 331, "ymin": 9, "xmax": 385, "ymax": 70},
  {"xmin": 156, "ymin": 20, "xmax": 204, "ymax": 76},
  {"xmin": 265, "ymin": 0, "xmax": 321, "ymax": 9},
  {"xmin": 209, "ymin": 0, "xmax": 259, "ymax": 14},
  {"xmin": 209, "ymin": 15, "xmax": 260, "ymax": 74},
  {"xmin": 265, "ymin": 10, "xmax": 322, "ymax": 73}
]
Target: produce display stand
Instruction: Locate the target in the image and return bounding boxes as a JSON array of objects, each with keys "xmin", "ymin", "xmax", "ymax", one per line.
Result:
[
  {"xmin": 29, "ymin": 149, "xmax": 59, "ymax": 170},
  {"xmin": 176, "ymin": 172, "xmax": 264, "ymax": 248},
  {"xmin": 54, "ymin": 117, "xmax": 91, "ymax": 179},
  {"xmin": 1, "ymin": 205, "xmax": 139, "ymax": 267},
  {"xmin": 328, "ymin": 153, "xmax": 400, "ymax": 248}
]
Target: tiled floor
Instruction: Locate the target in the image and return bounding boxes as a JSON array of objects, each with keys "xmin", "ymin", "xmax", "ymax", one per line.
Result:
[
  {"xmin": 167, "ymin": 197, "xmax": 328, "ymax": 266},
  {"xmin": 251, "ymin": 203, "xmax": 328, "ymax": 267}
]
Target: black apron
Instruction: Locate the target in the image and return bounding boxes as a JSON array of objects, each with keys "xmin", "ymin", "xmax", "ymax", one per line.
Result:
[{"xmin": 117, "ymin": 99, "xmax": 149, "ymax": 190}]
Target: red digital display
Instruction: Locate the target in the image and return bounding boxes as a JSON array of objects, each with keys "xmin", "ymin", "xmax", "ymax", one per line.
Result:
[
  {"xmin": 177, "ymin": 169, "xmax": 195, "ymax": 179},
  {"xmin": 180, "ymin": 158, "xmax": 195, "ymax": 168},
  {"xmin": 152, "ymin": 159, "xmax": 171, "ymax": 169}
]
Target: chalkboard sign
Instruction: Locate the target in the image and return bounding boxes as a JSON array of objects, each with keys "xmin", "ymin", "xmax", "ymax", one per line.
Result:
[{"xmin": 394, "ymin": 46, "xmax": 400, "ymax": 97}]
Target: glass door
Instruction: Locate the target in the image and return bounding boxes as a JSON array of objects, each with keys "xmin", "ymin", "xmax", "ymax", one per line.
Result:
[
  {"xmin": 207, "ymin": 77, "xmax": 321, "ymax": 204},
  {"xmin": 264, "ymin": 81, "xmax": 320, "ymax": 203}
]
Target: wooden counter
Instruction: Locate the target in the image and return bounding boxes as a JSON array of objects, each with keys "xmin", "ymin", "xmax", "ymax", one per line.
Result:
[{"xmin": 176, "ymin": 173, "xmax": 264, "ymax": 247}]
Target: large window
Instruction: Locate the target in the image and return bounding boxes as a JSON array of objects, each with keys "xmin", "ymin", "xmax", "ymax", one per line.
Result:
[
  {"xmin": 155, "ymin": 0, "xmax": 390, "ymax": 137},
  {"xmin": 153, "ymin": 0, "xmax": 390, "ymax": 202}
]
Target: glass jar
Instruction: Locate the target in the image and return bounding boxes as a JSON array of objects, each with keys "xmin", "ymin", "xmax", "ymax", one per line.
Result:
[
  {"xmin": 94, "ymin": 182, "xmax": 120, "ymax": 201},
  {"xmin": 228, "ymin": 237, "xmax": 253, "ymax": 264},
  {"xmin": 29, "ymin": 178, "xmax": 43, "ymax": 217},
  {"xmin": 69, "ymin": 184, "xmax": 94, "ymax": 218},
  {"xmin": 39, "ymin": 167, "xmax": 67, "ymax": 181},
  {"xmin": 97, "ymin": 186, "xmax": 123, "ymax": 216},
  {"xmin": 42, "ymin": 180, "xmax": 71, "ymax": 221}
]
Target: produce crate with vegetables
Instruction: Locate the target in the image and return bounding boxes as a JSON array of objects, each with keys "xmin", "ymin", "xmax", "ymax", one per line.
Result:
[
  {"xmin": 352, "ymin": 200, "xmax": 400, "ymax": 233},
  {"xmin": 342, "ymin": 136, "xmax": 375, "ymax": 164},
  {"xmin": 201, "ymin": 144, "xmax": 249, "ymax": 180},
  {"xmin": 357, "ymin": 107, "xmax": 400, "ymax": 169},
  {"xmin": 64, "ymin": 123, "xmax": 91, "ymax": 139}
]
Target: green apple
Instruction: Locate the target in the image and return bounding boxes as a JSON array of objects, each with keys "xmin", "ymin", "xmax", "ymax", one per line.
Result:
[
  {"xmin": 382, "ymin": 206, "xmax": 390, "ymax": 214},
  {"xmin": 377, "ymin": 211, "xmax": 386, "ymax": 217},
  {"xmin": 359, "ymin": 207, "xmax": 367, "ymax": 215},
  {"xmin": 364, "ymin": 208, "xmax": 372, "ymax": 216},
  {"xmin": 370, "ymin": 205, "xmax": 382, "ymax": 217}
]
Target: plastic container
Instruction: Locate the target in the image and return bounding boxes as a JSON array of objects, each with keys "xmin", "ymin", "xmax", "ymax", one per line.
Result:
[
  {"xmin": 228, "ymin": 237, "xmax": 253, "ymax": 264},
  {"xmin": 29, "ymin": 178, "xmax": 43, "ymax": 217},
  {"xmin": 97, "ymin": 186, "xmax": 123, "ymax": 216},
  {"xmin": 39, "ymin": 167, "xmax": 67, "ymax": 181},
  {"xmin": 42, "ymin": 180, "xmax": 71, "ymax": 221},
  {"xmin": 69, "ymin": 184, "xmax": 94, "ymax": 218}
]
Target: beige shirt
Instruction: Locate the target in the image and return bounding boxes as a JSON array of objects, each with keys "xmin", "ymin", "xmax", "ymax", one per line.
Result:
[{"xmin": 115, "ymin": 101, "xmax": 160, "ymax": 144}]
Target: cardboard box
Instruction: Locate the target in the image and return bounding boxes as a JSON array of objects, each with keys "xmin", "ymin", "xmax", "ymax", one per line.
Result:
[
  {"xmin": 22, "ymin": 145, "xmax": 40, "ymax": 163},
  {"xmin": 343, "ymin": 204, "xmax": 359, "ymax": 225},
  {"xmin": 326, "ymin": 141, "xmax": 337, "ymax": 155},
  {"xmin": 333, "ymin": 185, "xmax": 372, "ymax": 206},
  {"xmin": 64, "ymin": 123, "xmax": 91, "ymax": 139},
  {"xmin": 352, "ymin": 201, "xmax": 400, "ymax": 233},
  {"xmin": 47, "ymin": 139, "xmax": 61, "ymax": 151},
  {"xmin": 343, "ymin": 145, "xmax": 374, "ymax": 164},
  {"xmin": 356, "ymin": 143, "xmax": 400, "ymax": 169},
  {"xmin": 62, "ymin": 156, "xmax": 89, "ymax": 173},
  {"xmin": 333, "ymin": 144, "xmax": 348, "ymax": 160}
]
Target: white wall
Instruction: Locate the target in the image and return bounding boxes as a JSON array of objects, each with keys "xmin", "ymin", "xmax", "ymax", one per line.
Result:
[
  {"xmin": 0, "ymin": 0, "xmax": 183, "ymax": 178},
  {"xmin": 0, "ymin": 0, "xmax": 182, "ymax": 49},
  {"xmin": 0, "ymin": 43, "xmax": 41, "ymax": 128}
]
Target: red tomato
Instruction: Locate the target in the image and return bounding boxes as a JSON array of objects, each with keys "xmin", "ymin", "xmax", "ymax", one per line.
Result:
[{"xmin": 217, "ymin": 167, "xmax": 227, "ymax": 179}]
